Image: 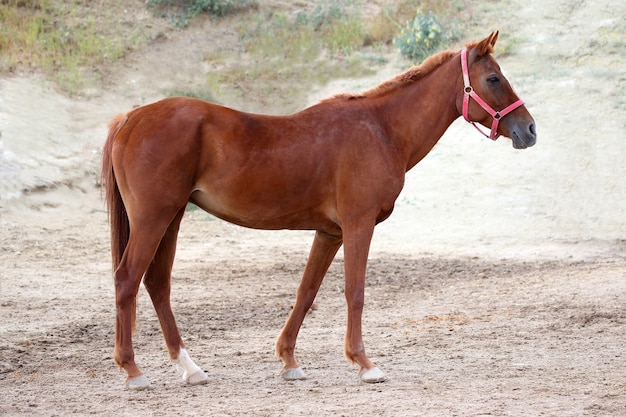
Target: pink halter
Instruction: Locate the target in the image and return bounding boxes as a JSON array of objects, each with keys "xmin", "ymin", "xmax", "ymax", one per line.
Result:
[{"xmin": 461, "ymin": 48, "xmax": 525, "ymax": 140}]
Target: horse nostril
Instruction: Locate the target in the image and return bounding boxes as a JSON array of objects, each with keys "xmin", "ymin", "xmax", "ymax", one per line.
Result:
[{"xmin": 529, "ymin": 123, "xmax": 536, "ymax": 136}]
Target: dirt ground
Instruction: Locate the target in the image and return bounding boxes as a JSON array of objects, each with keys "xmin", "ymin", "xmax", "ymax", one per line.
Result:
[{"xmin": 1, "ymin": 0, "xmax": 625, "ymax": 416}]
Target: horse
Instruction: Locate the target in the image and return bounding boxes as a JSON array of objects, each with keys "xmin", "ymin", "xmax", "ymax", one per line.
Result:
[{"xmin": 101, "ymin": 31, "xmax": 536, "ymax": 390}]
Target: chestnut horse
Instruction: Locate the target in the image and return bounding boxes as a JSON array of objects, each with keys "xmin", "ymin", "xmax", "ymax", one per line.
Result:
[{"xmin": 102, "ymin": 31, "xmax": 536, "ymax": 390}]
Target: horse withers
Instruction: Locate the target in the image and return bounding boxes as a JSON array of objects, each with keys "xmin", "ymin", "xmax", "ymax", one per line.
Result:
[{"xmin": 101, "ymin": 31, "xmax": 536, "ymax": 390}]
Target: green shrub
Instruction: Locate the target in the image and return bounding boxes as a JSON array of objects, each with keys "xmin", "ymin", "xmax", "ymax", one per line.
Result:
[
  {"xmin": 393, "ymin": 9, "xmax": 458, "ymax": 63},
  {"xmin": 147, "ymin": 0, "xmax": 256, "ymax": 28},
  {"xmin": 296, "ymin": 0, "xmax": 344, "ymax": 29}
]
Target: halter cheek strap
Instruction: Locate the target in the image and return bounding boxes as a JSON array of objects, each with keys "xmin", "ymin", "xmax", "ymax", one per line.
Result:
[{"xmin": 461, "ymin": 48, "xmax": 525, "ymax": 140}]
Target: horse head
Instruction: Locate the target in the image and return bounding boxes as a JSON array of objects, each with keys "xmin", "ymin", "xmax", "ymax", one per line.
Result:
[{"xmin": 461, "ymin": 31, "xmax": 537, "ymax": 149}]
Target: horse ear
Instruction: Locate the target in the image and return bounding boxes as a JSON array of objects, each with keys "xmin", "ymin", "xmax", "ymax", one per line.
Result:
[
  {"xmin": 476, "ymin": 31, "xmax": 499, "ymax": 56},
  {"xmin": 489, "ymin": 30, "xmax": 500, "ymax": 49},
  {"xmin": 489, "ymin": 30, "xmax": 499, "ymax": 47}
]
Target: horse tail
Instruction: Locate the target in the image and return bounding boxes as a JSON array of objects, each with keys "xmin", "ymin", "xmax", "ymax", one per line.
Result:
[
  {"xmin": 102, "ymin": 114, "xmax": 138, "ymax": 332},
  {"xmin": 101, "ymin": 113, "xmax": 130, "ymax": 273}
]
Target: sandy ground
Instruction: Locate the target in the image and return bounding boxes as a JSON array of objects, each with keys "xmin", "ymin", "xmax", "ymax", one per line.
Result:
[{"xmin": 1, "ymin": 0, "xmax": 625, "ymax": 415}]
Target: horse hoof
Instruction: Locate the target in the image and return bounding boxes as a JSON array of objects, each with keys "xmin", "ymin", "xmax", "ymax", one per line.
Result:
[
  {"xmin": 360, "ymin": 366, "xmax": 386, "ymax": 383},
  {"xmin": 126, "ymin": 374, "xmax": 151, "ymax": 390},
  {"xmin": 281, "ymin": 367, "xmax": 306, "ymax": 380},
  {"xmin": 185, "ymin": 369, "xmax": 209, "ymax": 386}
]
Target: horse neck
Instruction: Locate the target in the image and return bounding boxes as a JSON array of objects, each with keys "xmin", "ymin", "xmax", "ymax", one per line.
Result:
[{"xmin": 375, "ymin": 53, "xmax": 462, "ymax": 171}]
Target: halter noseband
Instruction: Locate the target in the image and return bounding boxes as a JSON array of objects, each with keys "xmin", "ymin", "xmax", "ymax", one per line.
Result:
[{"xmin": 461, "ymin": 48, "xmax": 525, "ymax": 140}]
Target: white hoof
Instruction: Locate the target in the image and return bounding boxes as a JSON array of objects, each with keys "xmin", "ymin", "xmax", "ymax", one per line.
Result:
[
  {"xmin": 185, "ymin": 369, "xmax": 209, "ymax": 386},
  {"xmin": 126, "ymin": 374, "xmax": 150, "ymax": 390},
  {"xmin": 360, "ymin": 366, "xmax": 386, "ymax": 383},
  {"xmin": 281, "ymin": 367, "xmax": 307, "ymax": 380},
  {"xmin": 173, "ymin": 348, "xmax": 207, "ymax": 386}
]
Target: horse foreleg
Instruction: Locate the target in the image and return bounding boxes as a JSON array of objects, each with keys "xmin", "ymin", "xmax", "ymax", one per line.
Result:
[
  {"xmin": 143, "ymin": 208, "xmax": 208, "ymax": 386},
  {"xmin": 276, "ymin": 231, "xmax": 342, "ymax": 380},
  {"xmin": 342, "ymin": 223, "xmax": 386, "ymax": 383}
]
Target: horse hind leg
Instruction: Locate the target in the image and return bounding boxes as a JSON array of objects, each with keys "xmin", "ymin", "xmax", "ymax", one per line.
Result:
[
  {"xmin": 143, "ymin": 207, "xmax": 208, "ymax": 386},
  {"xmin": 114, "ymin": 224, "xmax": 169, "ymax": 390},
  {"xmin": 114, "ymin": 205, "xmax": 197, "ymax": 390}
]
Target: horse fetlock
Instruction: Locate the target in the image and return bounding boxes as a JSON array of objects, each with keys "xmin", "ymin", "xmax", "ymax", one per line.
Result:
[
  {"xmin": 276, "ymin": 348, "xmax": 299, "ymax": 372},
  {"xmin": 344, "ymin": 340, "xmax": 366, "ymax": 364},
  {"xmin": 114, "ymin": 350, "xmax": 141, "ymax": 375},
  {"xmin": 113, "ymin": 352, "xmax": 124, "ymax": 368},
  {"xmin": 275, "ymin": 339, "xmax": 293, "ymax": 358}
]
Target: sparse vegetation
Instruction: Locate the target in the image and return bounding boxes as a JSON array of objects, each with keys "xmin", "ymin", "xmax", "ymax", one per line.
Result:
[
  {"xmin": 364, "ymin": 0, "xmax": 464, "ymax": 47},
  {"xmin": 165, "ymin": 88, "xmax": 216, "ymax": 103},
  {"xmin": 0, "ymin": 0, "xmax": 467, "ymax": 98},
  {"xmin": 205, "ymin": 0, "xmax": 382, "ymax": 111},
  {"xmin": 0, "ymin": 0, "xmax": 152, "ymax": 93},
  {"xmin": 239, "ymin": 0, "xmax": 367, "ymax": 57},
  {"xmin": 147, "ymin": 0, "xmax": 257, "ymax": 28}
]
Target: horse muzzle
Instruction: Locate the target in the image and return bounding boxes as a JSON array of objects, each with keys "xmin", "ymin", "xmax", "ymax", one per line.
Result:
[{"xmin": 510, "ymin": 121, "xmax": 537, "ymax": 149}]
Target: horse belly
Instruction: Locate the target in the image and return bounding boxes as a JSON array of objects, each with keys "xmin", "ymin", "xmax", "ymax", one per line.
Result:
[{"xmin": 189, "ymin": 187, "xmax": 339, "ymax": 232}]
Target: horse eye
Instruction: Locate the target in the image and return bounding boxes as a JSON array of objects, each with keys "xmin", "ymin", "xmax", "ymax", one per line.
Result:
[{"xmin": 487, "ymin": 76, "xmax": 500, "ymax": 84}]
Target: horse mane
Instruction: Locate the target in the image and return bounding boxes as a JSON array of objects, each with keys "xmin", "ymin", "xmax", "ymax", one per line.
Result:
[{"xmin": 322, "ymin": 39, "xmax": 491, "ymax": 102}]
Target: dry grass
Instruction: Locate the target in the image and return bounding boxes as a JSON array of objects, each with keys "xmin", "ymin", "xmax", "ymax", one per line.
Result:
[
  {"xmin": 0, "ymin": 0, "xmax": 470, "ymax": 97},
  {"xmin": 0, "ymin": 0, "xmax": 157, "ymax": 93}
]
